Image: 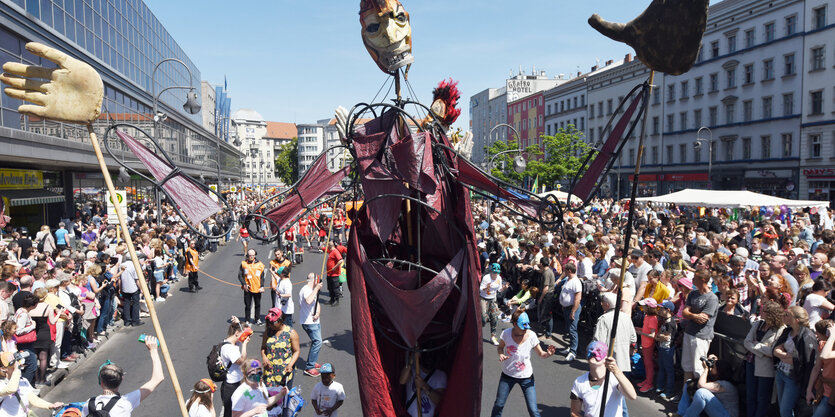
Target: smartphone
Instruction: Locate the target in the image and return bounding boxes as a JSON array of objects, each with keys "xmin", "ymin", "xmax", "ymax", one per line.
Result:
[{"xmin": 56, "ymin": 304, "xmax": 64, "ymax": 310}]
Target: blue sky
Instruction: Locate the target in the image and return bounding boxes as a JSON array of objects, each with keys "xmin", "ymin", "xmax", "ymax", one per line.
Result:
[{"xmin": 146, "ymin": 1, "xmax": 719, "ymax": 131}]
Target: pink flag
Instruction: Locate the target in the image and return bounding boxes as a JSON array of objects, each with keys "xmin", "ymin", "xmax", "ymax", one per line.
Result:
[{"xmin": 115, "ymin": 130, "xmax": 221, "ymax": 225}]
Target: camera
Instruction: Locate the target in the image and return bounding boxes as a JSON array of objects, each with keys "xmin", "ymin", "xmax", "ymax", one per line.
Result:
[{"xmin": 700, "ymin": 356, "xmax": 716, "ymax": 368}]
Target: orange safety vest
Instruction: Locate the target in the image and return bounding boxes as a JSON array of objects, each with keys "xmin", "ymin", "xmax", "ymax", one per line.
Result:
[
  {"xmin": 241, "ymin": 260, "xmax": 265, "ymax": 293},
  {"xmin": 185, "ymin": 248, "xmax": 199, "ymax": 272}
]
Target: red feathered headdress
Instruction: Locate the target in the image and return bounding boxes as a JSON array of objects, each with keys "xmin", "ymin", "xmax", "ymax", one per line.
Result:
[{"xmin": 431, "ymin": 78, "xmax": 461, "ymax": 127}]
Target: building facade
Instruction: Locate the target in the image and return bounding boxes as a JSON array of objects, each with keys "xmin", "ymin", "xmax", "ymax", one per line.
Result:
[
  {"xmin": 654, "ymin": 0, "xmax": 806, "ymax": 199},
  {"xmin": 799, "ymin": 0, "xmax": 835, "ymax": 203},
  {"xmin": 297, "ymin": 121, "xmax": 326, "ymax": 175},
  {"xmin": 507, "ymin": 92, "xmax": 545, "ymax": 150},
  {"xmin": 469, "ymin": 87, "xmax": 507, "ymax": 166},
  {"xmin": 544, "ymin": 76, "xmax": 588, "ymax": 138},
  {"xmin": 231, "ymin": 109, "xmax": 274, "ymax": 188},
  {"xmin": 0, "ymin": 0, "xmax": 240, "ymax": 229}
]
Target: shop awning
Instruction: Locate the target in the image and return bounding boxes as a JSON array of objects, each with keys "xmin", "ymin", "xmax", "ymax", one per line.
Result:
[{"xmin": 0, "ymin": 189, "xmax": 65, "ymax": 206}]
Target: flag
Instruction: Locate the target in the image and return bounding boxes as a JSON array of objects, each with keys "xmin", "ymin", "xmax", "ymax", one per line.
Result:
[{"xmin": 531, "ymin": 175, "xmax": 538, "ymax": 193}]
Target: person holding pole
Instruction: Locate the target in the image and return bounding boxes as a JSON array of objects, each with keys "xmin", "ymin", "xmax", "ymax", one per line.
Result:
[
  {"xmin": 299, "ymin": 273, "xmax": 323, "ymax": 377},
  {"xmin": 82, "ymin": 335, "xmax": 164, "ymax": 416},
  {"xmin": 570, "ymin": 341, "xmax": 636, "ymax": 417}
]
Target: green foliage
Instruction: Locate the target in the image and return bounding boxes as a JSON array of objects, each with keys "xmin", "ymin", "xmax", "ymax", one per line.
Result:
[
  {"xmin": 274, "ymin": 137, "xmax": 299, "ymax": 186},
  {"xmin": 485, "ymin": 125, "xmax": 595, "ymax": 188}
]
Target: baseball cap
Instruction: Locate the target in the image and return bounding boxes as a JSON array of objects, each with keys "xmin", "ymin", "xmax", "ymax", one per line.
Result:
[
  {"xmin": 516, "ymin": 312, "xmax": 531, "ymax": 330},
  {"xmin": 660, "ymin": 300, "xmax": 676, "ymax": 311},
  {"xmin": 678, "ymin": 276, "xmax": 693, "ymax": 290},
  {"xmin": 61, "ymin": 408, "xmax": 83, "ymax": 417},
  {"xmin": 630, "ymin": 249, "xmax": 644, "ymax": 258},
  {"xmin": 790, "ymin": 248, "xmax": 804, "ymax": 256},
  {"xmin": 490, "ymin": 263, "xmax": 501, "ymax": 273},
  {"xmin": 586, "ymin": 341, "xmax": 608, "ymax": 361},
  {"xmin": 265, "ymin": 307, "xmax": 283, "ymax": 323},
  {"xmin": 320, "ymin": 363, "xmax": 334, "ymax": 374},
  {"xmin": 45, "ymin": 279, "xmax": 60, "ymax": 289},
  {"xmin": 638, "ymin": 298, "xmax": 658, "ymax": 308},
  {"xmin": 734, "ymin": 248, "xmax": 749, "ymax": 258}
]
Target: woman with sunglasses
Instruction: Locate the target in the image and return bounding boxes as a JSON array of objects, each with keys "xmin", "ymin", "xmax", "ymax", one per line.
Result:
[
  {"xmin": 187, "ymin": 379, "xmax": 217, "ymax": 417},
  {"xmin": 230, "ymin": 360, "xmax": 287, "ymax": 417}
]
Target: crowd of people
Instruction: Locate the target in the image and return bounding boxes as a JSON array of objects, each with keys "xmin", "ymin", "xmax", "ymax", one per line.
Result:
[
  {"xmin": 474, "ymin": 199, "xmax": 835, "ymax": 417},
  {"xmin": 0, "ymin": 197, "xmax": 247, "ymax": 416}
]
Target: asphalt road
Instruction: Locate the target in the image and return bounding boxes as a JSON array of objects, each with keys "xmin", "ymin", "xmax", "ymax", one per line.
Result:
[{"xmin": 39, "ymin": 240, "xmax": 668, "ymax": 416}]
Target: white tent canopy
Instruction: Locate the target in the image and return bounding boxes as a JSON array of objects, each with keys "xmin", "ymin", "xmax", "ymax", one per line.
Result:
[
  {"xmin": 537, "ymin": 189, "xmax": 582, "ymax": 204},
  {"xmin": 635, "ymin": 189, "xmax": 829, "ymax": 210}
]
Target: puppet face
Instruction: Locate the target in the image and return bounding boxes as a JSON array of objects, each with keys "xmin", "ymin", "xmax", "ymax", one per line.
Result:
[{"xmin": 360, "ymin": 0, "xmax": 413, "ymax": 74}]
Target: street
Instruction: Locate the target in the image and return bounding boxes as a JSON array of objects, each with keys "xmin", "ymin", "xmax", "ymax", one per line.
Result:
[{"xmin": 39, "ymin": 240, "xmax": 666, "ymax": 416}]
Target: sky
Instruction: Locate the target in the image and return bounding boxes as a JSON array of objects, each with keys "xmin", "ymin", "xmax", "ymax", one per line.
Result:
[{"xmin": 145, "ymin": 0, "xmax": 720, "ymax": 131}]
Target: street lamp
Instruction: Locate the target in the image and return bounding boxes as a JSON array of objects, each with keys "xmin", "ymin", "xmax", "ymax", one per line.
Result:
[
  {"xmin": 150, "ymin": 58, "xmax": 201, "ymax": 225},
  {"xmin": 249, "ymin": 145, "xmax": 258, "ymax": 189},
  {"xmin": 488, "ymin": 123, "xmax": 526, "ymax": 176},
  {"xmin": 152, "ymin": 58, "xmax": 201, "ymax": 123},
  {"xmin": 694, "ymin": 126, "xmax": 713, "ymax": 189}
]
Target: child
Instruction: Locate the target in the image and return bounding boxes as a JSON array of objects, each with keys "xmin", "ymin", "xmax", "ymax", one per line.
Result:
[
  {"xmin": 654, "ymin": 300, "xmax": 678, "ymax": 399},
  {"xmin": 311, "ymin": 363, "xmax": 345, "ymax": 417},
  {"xmin": 187, "ymin": 379, "xmax": 216, "ymax": 417},
  {"xmin": 570, "ymin": 341, "xmax": 637, "ymax": 417},
  {"xmin": 635, "ymin": 298, "xmax": 659, "ymax": 393}
]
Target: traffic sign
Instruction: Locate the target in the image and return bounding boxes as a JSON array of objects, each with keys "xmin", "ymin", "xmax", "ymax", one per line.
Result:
[{"xmin": 106, "ymin": 190, "xmax": 127, "ymax": 224}]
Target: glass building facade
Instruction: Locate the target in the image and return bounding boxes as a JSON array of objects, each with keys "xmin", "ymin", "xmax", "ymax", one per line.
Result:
[{"xmin": 0, "ymin": 0, "xmax": 240, "ymax": 227}]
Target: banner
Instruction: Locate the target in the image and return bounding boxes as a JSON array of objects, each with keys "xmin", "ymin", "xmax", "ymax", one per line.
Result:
[{"xmin": 0, "ymin": 169, "xmax": 43, "ymax": 189}]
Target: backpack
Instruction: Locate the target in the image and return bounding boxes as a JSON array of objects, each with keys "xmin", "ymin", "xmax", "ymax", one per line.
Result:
[
  {"xmin": 207, "ymin": 341, "xmax": 230, "ymax": 382},
  {"xmin": 87, "ymin": 395, "xmax": 121, "ymax": 417}
]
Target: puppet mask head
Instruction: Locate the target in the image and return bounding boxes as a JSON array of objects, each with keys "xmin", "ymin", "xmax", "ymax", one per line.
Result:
[{"xmin": 359, "ymin": 0, "xmax": 413, "ymax": 74}]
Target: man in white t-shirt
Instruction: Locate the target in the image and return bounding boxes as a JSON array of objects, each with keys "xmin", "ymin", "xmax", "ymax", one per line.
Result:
[
  {"xmin": 311, "ymin": 363, "xmax": 346, "ymax": 417},
  {"xmin": 220, "ymin": 321, "xmax": 251, "ymax": 417},
  {"xmin": 559, "ymin": 262, "xmax": 583, "ymax": 361},
  {"xmin": 628, "ymin": 249, "xmax": 652, "ymax": 304},
  {"xmin": 277, "ymin": 268, "xmax": 295, "ymax": 327},
  {"xmin": 299, "ymin": 273, "xmax": 323, "ymax": 377},
  {"xmin": 81, "ymin": 335, "xmax": 164, "ymax": 417},
  {"xmin": 570, "ymin": 341, "xmax": 637, "ymax": 417}
]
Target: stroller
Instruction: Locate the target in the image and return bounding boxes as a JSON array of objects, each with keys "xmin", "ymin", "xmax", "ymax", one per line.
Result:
[{"xmin": 294, "ymin": 244, "xmax": 304, "ymax": 264}]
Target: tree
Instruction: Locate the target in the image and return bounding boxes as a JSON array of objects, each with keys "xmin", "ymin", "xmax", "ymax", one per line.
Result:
[
  {"xmin": 274, "ymin": 137, "xmax": 298, "ymax": 186},
  {"xmin": 525, "ymin": 125, "xmax": 596, "ymax": 189},
  {"xmin": 484, "ymin": 125, "xmax": 595, "ymax": 189}
]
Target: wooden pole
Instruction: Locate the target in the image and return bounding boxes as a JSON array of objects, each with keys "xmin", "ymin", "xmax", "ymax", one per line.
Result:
[
  {"xmin": 598, "ymin": 70, "xmax": 655, "ymax": 417},
  {"xmin": 86, "ymin": 125, "xmax": 189, "ymax": 417},
  {"xmin": 314, "ymin": 198, "xmax": 339, "ymax": 316}
]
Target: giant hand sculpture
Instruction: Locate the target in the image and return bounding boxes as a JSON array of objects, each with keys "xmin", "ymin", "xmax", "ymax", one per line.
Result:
[
  {"xmin": 0, "ymin": 42, "xmax": 103, "ymax": 124},
  {"xmin": 589, "ymin": 0, "xmax": 709, "ymax": 75}
]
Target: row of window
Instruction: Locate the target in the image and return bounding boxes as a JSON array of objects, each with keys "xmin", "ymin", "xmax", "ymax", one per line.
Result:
[
  {"xmin": 545, "ymin": 94, "xmax": 586, "ymax": 116},
  {"xmin": 655, "ymin": 92, "xmax": 796, "ymax": 133},
  {"xmin": 623, "ymin": 133, "xmax": 795, "ymax": 167},
  {"xmin": 509, "ymin": 96, "xmax": 542, "ymax": 115},
  {"xmin": 546, "ymin": 117, "xmax": 586, "ymax": 136},
  {"xmin": 513, "ymin": 114, "xmax": 545, "ymax": 132},
  {"xmin": 700, "ymin": 6, "xmax": 826, "ymax": 62}
]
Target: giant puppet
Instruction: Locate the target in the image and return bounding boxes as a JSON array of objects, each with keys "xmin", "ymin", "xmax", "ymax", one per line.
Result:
[{"xmin": 245, "ymin": 1, "xmax": 710, "ymax": 416}]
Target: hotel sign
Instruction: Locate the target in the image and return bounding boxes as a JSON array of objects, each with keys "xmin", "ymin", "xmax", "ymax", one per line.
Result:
[{"xmin": 0, "ymin": 169, "xmax": 43, "ymax": 189}]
